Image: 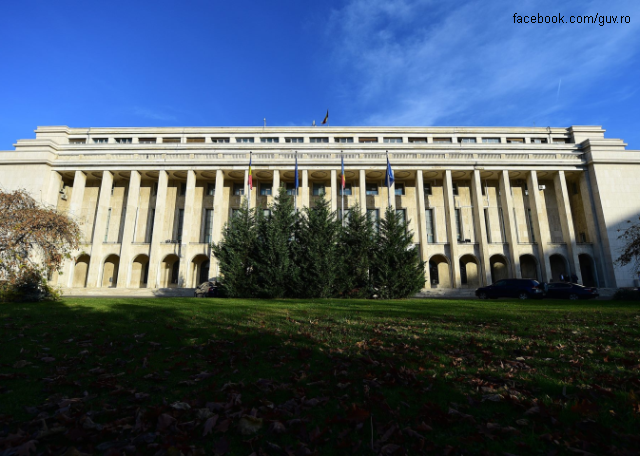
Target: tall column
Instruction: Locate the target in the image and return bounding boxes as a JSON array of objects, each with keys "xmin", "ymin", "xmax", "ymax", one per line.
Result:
[
  {"xmin": 179, "ymin": 170, "xmax": 197, "ymax": 287},
  {"xmin": 210, "ymin": 170, "xmax": 226, "ymax": 278},
  {"xmin": 359, "ymin": 170, "xmax": 367, "ymax": 214},
  {"xmin": 499, "ymin": 171, "xmax": 521, "ymax": 278},
  {"xmin": 301, "ymin": 169, "xmax": 309, "ymax": 209},
  {"xmin": 65, "ymin": 171, "xmax": 87, "ymax": 287},
  {"xmin": 554, "ymin": 171, "xmax": 582, "ymax": 283},
  {"xmin": 330, "ymin": 169, "xmax": 337, "ymax": 212},
  {"xmin": 87, "ymin": 171, "xmax": 114, "ymax": 288},
  {"xmin": 578, "ymin": 172, "xmax": 607, "ymax": 287},
  {"xmin": 471, "ymin": 170, "xmax": 491, "ymax": 286},
  {"xmin": 272, "ymin": 170, "xmax": 280, "ymax": 199},
  {"xmin": 148, "ymin": 171, "xmax": 169, "ymax": 288},
  {"xmin": 526, "ymin": 171, "xmax": 551, "ymax": 282},
  {"xmin": 415, "ymin": 170, "xmax": 430, "ymax": 287},
  {"xmin": 45, "ymin": 171, "xmax": 63, "ymax": 207},
  {"xmin": 443, "ymin": 170, "xmax": 461, "ymax": 288},
  {"xmin": 117, "ymin": 171, "xmax": 141, "ymax": 288},
  {"xmin": 387, "ymin": 182, "xmax": 396, "ymax": 212}
]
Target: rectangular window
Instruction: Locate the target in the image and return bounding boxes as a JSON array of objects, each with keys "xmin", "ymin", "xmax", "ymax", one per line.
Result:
[
  {"xmin": 359, "ymin": 137, "xmax": 378, "ymax": 143},
  {"xmin": 455, "ymin": 208, "xmax": 463, "ymax": 241},
  {"xmin": 408, "ymin": 137, "xmax": 427, "ymax": 143},
  {"xmin": 285, "ymin": 137, "xmax": 304, "ymax": 143},
  {"xmin": 69, "ymin": 138, "xmax": 86, "ymax": 144},
  {"xmin": 506, "ymin": 138, "xmax": 524, "ymax": 144},
  {"xmin": 579, "ymin": 232, "xmax": 587, "ymax": 243},
  {"xmin": 115, "ymin": 138, "xmax": 132, "ymax": 144},
  {"xmin": 233, "ymin": 183, "xmax": 244, "ymax": 196},
  {"xmin": 104, "ymin": 208, "xmax": 112, "ymax": 242},
  {"xmin": 206, "ymin": 183, "xmax": 215, "ymax": 196},
  {"xmin": 424, "ymin": 183, "xmax": 432, "ymax": 196},
  {"xmin": 482, "ymin": 138, "xmax": 500, "ymax": 144},
  {"xmin": 285, "ymin": 183, "xmax": 296, "ymax": 196},
  {"xmin": 365, "ymin": 183, "xmax": 378, "ymax": 196},
  {"xmin": 527, "ymin": 208, "xmax": 535, "ymax": 242},
  {"xmin": 260, "ymin": 137, "xmax": 279, "ymax": 143},
  {"xmin": 179, "ymin": 183, "xmax": 186, "ymax": 196},
  {"xmin": 312, "ymin": 183, "xmax": 325, "ymax": 196},
  {"xmin": 367, "ymin": 209, "xmax": 380, "ymax": 231},
  {"xmin": 93, "ymin": 138, "xmax": 108, "ymax": 144},
  {"xmin": 260, "ymin": 182, "xmax": 272, "ymax": 196},
  {"xmin": 139, "ymin": 138, "xmax": 157, "ymax": 144},
  {"xmin": 340, "ymin": 183, "xmax": 352, "ymax": 196},
  {"xmin": 396, "ymin": 208, "xmax": 406, "ymax": 225},
  {"xmin": 531, "ymin": 138, "xmax": 547, "ymax": 144},
  {"xmin": 211, "ymin": 137, "xmax": 230, "ymax": 143},
  {"xmin": 186, "ymin": 137, "xmax": 205, "ymax": 143},
  {"xmin": 335, "ymin": 137, "xmax": 354, "ymax": 143},
  {"xmin": 236, "ymin": 137, "xmax": 254, "ymax": 143},
  {"xmin": 203, "ymin": 209, "xmax": 213, "ymax": 243},
  {"xmin": 459, "ymin": 137, "xmax": 477, "ymax": 143},
  {"xmin": 452, "ymin": 183, "xmax": 459, "ymax": 196},
  {"xmin": 552, "ymin": 138, "xmax": 569, "ymax": 143},
  {"xmin": 310, "ymin": 137, "xmax": 329, "ymax": 143},
  {"xmin": 163, "ymin": 138, "xmax": 181, "ymax": 143},
  {"xmin": 425, "ymin": 208, "xmax": 435, "ymax": 243},
  {"xmin": 263, "ymin": 209, "xmax": 271, "ymax": 218},
  {"xmin": 394, "ymin": 183, "xmax": 405, "ymax": 196},
  {"xmin": 176, "ymin": 209, "xmax": 184, "ymax": 242},
  {"xmin": 384, "ymin": 137, "xmax": 402, "ymax": 143},
  {"xmin": 433, "ymin": 138, "xmax": 452, "ymax": 144}
]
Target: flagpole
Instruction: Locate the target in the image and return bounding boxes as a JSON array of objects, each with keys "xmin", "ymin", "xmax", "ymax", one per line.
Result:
[
  {"xmin": 341, "ymin": 150, "xmax": 344, "ymax": 226},
  {"xmin": 386, "ymin": 151, "xmax": 391, "ymax": 209},
  {"xmin": 294, "ymin": 150, "xmax": 298, "ymax": 212},
  {"xmin": 248, "ymin": 150, "xmax": 252, "ymax": 210}
]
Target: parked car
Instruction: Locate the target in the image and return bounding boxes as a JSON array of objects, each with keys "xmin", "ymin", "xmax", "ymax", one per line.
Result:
[
  {"xmin": 544, "ymin": 282, "xmax": 599, "ymax": 300},
  {"xmin": 194, "ymin": 281, "xmax": 219, "ymax": 298},
  {"xmin": 476, "ymin": 279, "xmax": 545, "ymax": 300}
]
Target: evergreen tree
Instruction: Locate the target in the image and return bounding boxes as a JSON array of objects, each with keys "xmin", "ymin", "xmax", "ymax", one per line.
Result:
[
  {"xmin": 337, "ymin": 203, "xmax": 376, "ymax": 297},
  {"xmin": 252, "ymin": 187, "xmax": 298, "ymax": 298},
  {"xmin": 211, "ymin": 202, "xmax": 257, "ymax": 297},
  {"xmin": 371, "ymin": 207, "xmax": 426, "ymax": 299},
  {"xmin": 293, "ymin": 196, "xmax": 341, "ymax": 298}
]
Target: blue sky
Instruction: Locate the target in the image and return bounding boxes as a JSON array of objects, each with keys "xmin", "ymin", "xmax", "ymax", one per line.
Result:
[{"xmin": 1, "ymin": 0, "xmax": 639, "ymax": 149}]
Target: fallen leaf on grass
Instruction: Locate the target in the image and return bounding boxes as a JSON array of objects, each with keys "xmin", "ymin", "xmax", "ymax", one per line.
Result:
[
  {"xmin": 40, "ymin": 357, "xmax": 55, "ymax": 363},
  {"xmin": 170, "ymin": 401, "xmax": 191, "ymax": 410},
  {"xmin": 157, "ymin": 413, "xmax": 176, "ymax": 431},
  {"xmin": 238, "ymin": 415, "xmax": 263, "ymax": 435},
  {"xmin": 13, "ymin": 360, "xmax": 31, "ymax": 368},
  {"xmin": 203, "ymin": 415, "xmax": 219, "ymax": 437}
]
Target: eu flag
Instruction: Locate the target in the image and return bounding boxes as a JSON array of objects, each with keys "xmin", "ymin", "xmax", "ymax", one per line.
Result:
[{"xmin": 384, "ymin": 155, "xmax": 394, "ymax": 188}]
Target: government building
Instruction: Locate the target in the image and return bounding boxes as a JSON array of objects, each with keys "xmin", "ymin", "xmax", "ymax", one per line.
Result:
[{"xmin": 1, "ymin": 125, "xmax": 639, "ymax": 294}]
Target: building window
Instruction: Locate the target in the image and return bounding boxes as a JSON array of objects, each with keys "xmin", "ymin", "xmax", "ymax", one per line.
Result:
[
  {"xmin": 115, "ymin": 138, "xmax": 132, "ymax": 144},
  {"xmin": 425, "ymin": 209, "xmax": 435, "ymax": 243},
  {"xmin": 176, "ymin": 209, "xmax": 184, "ymax": 242},
  {"xmin": 233, "ymin": 183, "xmax": 244, "ymax": 196},
  {"xmin": 452, "ymin": 183, "xmax": 459, "ymax": 196},
  {"xmin": 367, "ymin": 209, "xmax": 380, "ymax": 231},
  {"xmin": 139, "ymin": 138, "xmax": 157, "ymax": 144},
  {"xmin": 433, "ymin": 138, "xmax": 452, "ymax": 144},
  {"xmin": 506, "ymin": 138, "xmax": 524, "ymax": 144},
  {"xmin": 163, "ymin": 138, "xmax": 181, "ymax": 143},
  {"xmin": 424, "ymin": 183, "xmax": 432, "ymax": 196},
  {"xmin": 460, "ymin": 261, "xmax": 468, "ymax": 284},
  {"xmin": 395, "ymin": 183, "xmax": 405, "ymax": 196},
  {"xmin": 310, "ymin": 137, "xmax": 329, "ymax": 143},
  {"xmin": 365, "ymin": 183, "xmax": 378, "ymax": 196},
  {"xmin": 206, "ymin": 183, "xmax": 215, "ymax": 196},
  {"xmin": 579, "ymin": 232, "xmax": 587, "ymax": 243},
  {"xmin": 396, "ymin": 208, "xmax": 406, "ymax": 225},
  {"xmin": 285, "ymin": 137, "xmax": 304, "ymax": 143},
  {"xmin": 260, "ymin": 182, "xmax": 272, "ymax": 196},
  {"xmin": 312, "ymin": 183, "xmax": 325, "ymax": 196},
  {"xmin": 359, "ymin": 137, "xmax": 378, "ymax": 143},
  {"xmin": 459, "ymin": 138, "xmax": 477, "ymax": 143},
  {"xmin": 263, "ymin": 209, "xmax": 271, "ymax": 218},
  {"xmin": 531, "ymin": 138, "xmax": 547, "ymax": 144},
  {"xmin": 335, "ymin": 137, "xmax": 353, "ymax": 143},
  {"xmin": 455, "ymin": 208, "xmax": 463, "ymax": 241},
  {"xmin": 340, "ymin": 183, "xmax": 352, "ymax": 196},
  {"xmin": 285, "ymin": 183, "xmax": 296, "ymax": 196},
  {"xmin": 572, "ymin": 183, "xmax": 578, "ymax": 195},
  {"xmin": 69, "ymin": 138, "xmax": 86, "ymax": 144},
  {"xmin": 104, "ymin": 208, "xmax": 112, "ymax": 242},
  {"xmin": 93, "ymin": 138, "xmax": 108, "ymax": 144},
  {"xmin": 482, "ymin": 138, "xmax": 500, "ymax": 144},
  {"xmin": 211, "ymin": 137, "xmax": 230, "ymax": 143},
  {"xmin": 552, "ymin": 138, "xmax": 569, "ymax": 143},
  {"xmin": 203, "ymin": 209, "xmax": 213, "ymax": 243},
  {"xmin": 179, "ymin": 183, "xmax": 186, "ymax": 196},
  {"xmin": 408, "ymin": 137, "xmax": 427, "ymax": 143},
  {"xmin": 187, "ymin": 137, "xmax": 205, "ymax": 143},
  {"xmin": 236, "ymin": 137, "xmax": 254, "ymax": 143},
  {"xmin": 260, "ymin": 137, "xmax": 279, "ymax": 143},
  {"xmin": 384, "ymin": 137, "xmax": 402, "ymax": 143}
]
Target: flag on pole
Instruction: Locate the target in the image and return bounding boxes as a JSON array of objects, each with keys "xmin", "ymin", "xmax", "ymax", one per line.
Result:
[
  {"xmin": 341, "ymin": 155, "xmax": 345, "ymax": 190},
  {"xmin": 248, "ymin": 153, "xmax": 253, "ymax": 190},
  {"xmin": 384, "ymin": 155, "xmax": 394, "ymax": 188},
  {"xmin": 294, "ymin": 152, "xmax": 299, "ymax": 193},
  {"xmin": 321, "ymin": 110, "xmax": 329, "ymax": 125}
]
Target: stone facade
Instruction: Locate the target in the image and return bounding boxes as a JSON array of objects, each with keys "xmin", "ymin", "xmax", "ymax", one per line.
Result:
[{"xmin": 1, "ymin": 125, "xmax": 639, "ymax": 291}]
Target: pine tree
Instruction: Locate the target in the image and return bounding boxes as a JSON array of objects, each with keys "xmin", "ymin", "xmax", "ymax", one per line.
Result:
[
  {"xmin": 252, "ymin": 188, "xmax": 298, "ymax": 298},
  {"xmin": 293, "ymin": 196, "xmax": 341, "ymax": 298},
  {"xmin": 211, "ymin": 202, "xmax": 257, "ymax": 297},
  {"xmin": 337, "ymin": 203, "xmax": 376, "ymax": 297},
  {"xmin": 371, "ymin": 207, "xmax": 426, "ymax": 299}
]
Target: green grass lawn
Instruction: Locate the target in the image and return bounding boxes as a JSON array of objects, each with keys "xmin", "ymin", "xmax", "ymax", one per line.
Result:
[{"xmin": 1, "ymin": 297, "xmax": 639, "ymax": 455}]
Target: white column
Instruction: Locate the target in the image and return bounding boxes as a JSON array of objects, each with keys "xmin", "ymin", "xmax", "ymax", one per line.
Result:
[
  {"xmin": 415, "ymin": 170, "xmax": 430, "ymax": 287},
  {"xmin": 499, "ymin": 171, "xmax": 521, "ymax": 278},
  {"xmin": 148, "ymin": 171, "xmax": 169, "ymax": 288},
  {"xmin": 387, "ymin": 181, "xmax": 396, "ymax": 212},
  {"xmin": 117, "ymin": 171, "xmax": 141, "ymax": 288},
  {"xmin": 210, "ymin": 170, "xmax": 226, "ymax": 278},
  {"xmin": 330, "ymin": 169, "xmax": 337, "ymax": 212},
  {"xmin": 87, "ymin": 171, "xmax": 114, "ymax": 288},
  {"xmin": 554, "ymin": 171, "xmax": 582, "ymax": 283},
  {"xmin": 471, "ymin": 170, "xmax": 491, "ymax": 286},
  {"xmin": 359, "ymin": 170, "xmax": 367, "ymax": 214},
  {"xmin": 272, "ymin": 170, "xmax": 280, "ymax": 200},
  {"xmin": 443, "ymin": 170, "xmax": 461, "ymax": 288},
  {"xmin": 578, "ymin": 172, "xmax": 607, "ymax": 287},
  {"xmin": 526, "ymin": 171, "xmax": 552, "ymax": 282},
  {"xmin": 301, "ymin": 169, "xmax": 309, "ymax": 209},
  {"xmin": 45, "ymin": 171, "xmax": 63, "ymax": 207},
  {"xmin": 65, "ymin": 170, "xmax": 87, "ymax": 287},
  {"xmin": 179, "ymin": 170, "xmax": 197, "ymax": 287}
]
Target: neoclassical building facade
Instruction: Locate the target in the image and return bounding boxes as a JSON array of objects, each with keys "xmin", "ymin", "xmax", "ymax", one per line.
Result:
[{"xmin": 1, "ymin": 125, "xmax": 639, "ymax": 292}]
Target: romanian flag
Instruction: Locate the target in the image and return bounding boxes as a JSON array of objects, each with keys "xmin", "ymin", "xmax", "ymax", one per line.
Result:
[
  {"xmin": 322, "ymin": 110, "xmax": 329, "ymax": 125},
  {"xmin": 341, "ymin": 155, "xmax": 345, "ymax": 190},
  {"xmin": 248, "ymin": 154, "xmax": 253, "ymax": 190}
]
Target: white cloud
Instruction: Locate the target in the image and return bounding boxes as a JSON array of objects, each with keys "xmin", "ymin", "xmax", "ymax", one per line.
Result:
[{"xmin": 327, "ymin": 0, "xmax": 640, "ymax": 126}]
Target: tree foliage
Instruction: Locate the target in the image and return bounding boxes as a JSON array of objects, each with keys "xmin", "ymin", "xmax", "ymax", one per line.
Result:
[
  {"xmin": 0, "ymin": 189, "xmax": 80, "ymax": 301},
  {"xmin": 337, "ymin": 204, "xmax": 376, "ymax": 297},
  {"xmin": 616, "ymin": 216, "xmax": 640, "ymax": 276}
]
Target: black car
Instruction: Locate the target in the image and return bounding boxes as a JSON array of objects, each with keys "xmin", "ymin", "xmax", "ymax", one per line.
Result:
[
  {"xmin": 544, "ymin": 282, "xmax": 599, "ymax": 300},
  {"xmin": 476, "ymin": 279, "xmax": 545, "ymax": 300},
  {"xmin": 194, "ymin": 281, "xmax": 219, "ymax": 298}
]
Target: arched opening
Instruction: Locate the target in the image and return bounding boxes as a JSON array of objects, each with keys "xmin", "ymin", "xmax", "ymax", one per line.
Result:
[
  {"xmin": 73, "ymin": 255, "xmax": 90, "ymax": 288},
  {"xmin": 459, "ymin": 254, "xmax": 480, "ymax": 288},
  {"xmin": 131, "ymin": 254, "xmax": 150, "ymax": 288},
  {"xmin": 102, "ymin": 255, "xmax": 120, "ymax": 287},
  {"xmin": 490, "ymin": 255, "xmax": 509, "ymax": 283},
  {"xmin": 191, "ymin": 255, "xmax": 210, "ymax": 287},
  {"xmin": 429, "ymin": 255, "xmax": 451, "ymax": 288},
  {"xmin": 519, "ymin": 254, "xmax": 540, "ymax": 281},
  {"xmin": 549, "ymin": 254, "xmax": 568, "ymax": 282},
  {"xmin": 578, "ymin": 254, "xmax": 597, "ymax": 287},
  {"xmin": 161, "ymin": 254, "xmax": 180, "ymax": 288}
]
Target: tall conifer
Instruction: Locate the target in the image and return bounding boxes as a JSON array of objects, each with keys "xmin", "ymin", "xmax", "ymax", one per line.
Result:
[{"xmin": 337, "ymin": 204, "xmax": 376, "ymax": 297}]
